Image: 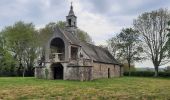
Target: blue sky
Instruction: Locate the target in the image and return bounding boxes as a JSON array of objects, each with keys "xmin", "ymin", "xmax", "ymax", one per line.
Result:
[{"xmin": 0, "ymin": 0, "xmax": 170, "ymax": 67}]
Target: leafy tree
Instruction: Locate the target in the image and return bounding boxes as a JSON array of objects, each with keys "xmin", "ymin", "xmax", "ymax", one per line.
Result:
[
  {"xmin": 117, "ymin": 28, "xmax": 143, "ymax": 76},
  {"xmin": 108, "ymin": 28, "xmax": 143, "ymax": 76},
  {"xmin": 98, "ymin": 45, "xmax": 108, "ymax": 50},
  {"xmin": 0, "ymin": 50, "xmax": 16, "ymax": 76},
  {"xmin": 0, "ymin": 29, "xmax": 16, "ymax": 76},
  {"xmin": 122, "ymin": 63, "xmax": 136, "ymax": 72},
  {"xmin": 134, "ymin": 9, "xmax": 170, "ymax": 77},
  {"xmin": 57, "ymin": 21, "xmax": 66, "ymax": 30},
  {"xmin": 38, "ymin": 22, "xmax": 57, "ymax": 46},
  {"xmin": 108, "ymin": 34, "xmax": 123, "ymax": 61},
  {"xmin": 1, "ymin": 21, "xmax": 38, "ymax": 77},
  {"xmin": 77, "ymin": 29, "xmax": 93, "ymax": 44}
]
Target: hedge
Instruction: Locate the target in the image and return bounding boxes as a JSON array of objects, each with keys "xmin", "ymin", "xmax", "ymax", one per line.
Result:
[
  {"xmin": 0, "ymin": 69, "xmax": 34, "ymax": 77},
  {"xmin": 124, "ymin": 71, "xmax": 170, "ymax": 77}
]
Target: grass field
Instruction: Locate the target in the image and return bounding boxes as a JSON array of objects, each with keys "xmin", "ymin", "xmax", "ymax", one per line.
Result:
[{"xmin": 0, "ymin": 77, "xmax": 170, "ymax": 100}]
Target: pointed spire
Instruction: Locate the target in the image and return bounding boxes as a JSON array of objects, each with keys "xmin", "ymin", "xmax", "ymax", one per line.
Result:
[
  {"xmin": 68, "ymin": 2, "xmax": 75, "ymax": 16},
  {"xmin": 71, "ymin": 2, "xmax": 73, "ymax": 10}
]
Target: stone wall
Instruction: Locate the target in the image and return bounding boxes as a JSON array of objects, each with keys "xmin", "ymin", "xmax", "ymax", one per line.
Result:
[
  {"xmin": 35, "ymin": 62, "xmax": 122, "ymax": 81},
  {"xmin": 65, "ymin": 66, "xmax": 92, "ymax": 81},
  {"xmin": 92, "ymin": 62, "xmax": 121, "ymax": 79},
  {"xmin": 35, "ymin": 67, "xmax": 45, "ymax": 79}
]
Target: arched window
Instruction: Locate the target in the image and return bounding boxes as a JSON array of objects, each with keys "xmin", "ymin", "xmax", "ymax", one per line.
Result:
[{"xmin": 50, "ymin": 38, "xmax": 65, "ymax": 61}]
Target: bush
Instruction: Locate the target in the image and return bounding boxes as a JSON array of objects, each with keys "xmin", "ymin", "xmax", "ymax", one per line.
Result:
[
  {"xmin": 124, "ymin": 71, "xmax": 170, "ymax": 77},
  {"xmin": 159, "ymin": 72, "xmax": 170, "ymax": 77},
  {"xmin": 122, "ymin": 63, "xmax": 136, "ymax": 72}
]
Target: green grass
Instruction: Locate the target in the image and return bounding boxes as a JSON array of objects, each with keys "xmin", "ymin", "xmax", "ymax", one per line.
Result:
[{"xmin": 0, "ymin": 77, "xmax": 170, "ymax": 100}]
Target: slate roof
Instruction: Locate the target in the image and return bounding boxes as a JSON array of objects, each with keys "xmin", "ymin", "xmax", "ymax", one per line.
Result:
[
  {"xmin": 58, "ymin": 27, "xmax": 80, "ymax": 45},
  {"xmin": 80, "ymin": 42, "xmax": 120, "ymax": 65}
]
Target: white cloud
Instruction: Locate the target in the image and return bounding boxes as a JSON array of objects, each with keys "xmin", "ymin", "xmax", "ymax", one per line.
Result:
[
  {"xmin": 78, "ymin": 12, "xmax": 117, "ymax": 45},
  {"xmin": 72, "ymin": 0, "xmax": 121, "ymax": 45}
]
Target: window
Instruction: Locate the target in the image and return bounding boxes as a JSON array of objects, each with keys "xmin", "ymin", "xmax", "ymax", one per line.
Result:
[
  {"xmin": 71, "ymin": 46, "xmax": 78, "ymax": 60},
  {"xmin": 68, "ymin": 19, "xmax": 71, "ymax": 26}
]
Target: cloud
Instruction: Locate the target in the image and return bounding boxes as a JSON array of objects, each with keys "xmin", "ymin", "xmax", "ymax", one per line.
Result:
[
  {"xmin": 0, "ymin": 0, "xmax": 68, "ymax": 28},
  {"xmin": 0, "ymin": 0, "xmax": 170, "ymax": 45},
  {"xmin": 75, "ymin": 0, "xmax": 170, "ymax": 45}
]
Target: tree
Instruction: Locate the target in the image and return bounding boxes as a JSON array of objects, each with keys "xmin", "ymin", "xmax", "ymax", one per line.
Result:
[
  {"xmin": 77, "ymin": 29, "xmax": 93, "ymax": 44},
  {"xmin": 0, "ymin": 50, "xmax": 16, "ymax": 76},
  {"xmin": 134, "ymin": 9, "xmax": 170, "ymax": 77},
  {"xmin": 38, "ymin": 22, "xmax": 58, "ymax": 45},
  {"xmin": 108, "ymin": 28, "xmax": 143, "ymax": 76},
  {"xmin": 166, "ymin": 21, "xmax": 170, "ymax": 57},
  {"xmin": 117, "ymin": 28, "xmax": 143, "ymax": 76},
  {"xmin": 0, "ymin": 30, "xmax": 17, "ymax": 76},
  {"xmin": 1, "ymin": 21, "xmax": 38, "ymax": 77},
  {"xmin": 108, "ymin": 34, "xmax": 123, "ymax": 61},
  {"xmin": 122, "ymin": 63, "xmax": 136, "ymax": 72},
  {"xmin": 57, "ymin": 21, "xmax": 66, "ymax": 30}
]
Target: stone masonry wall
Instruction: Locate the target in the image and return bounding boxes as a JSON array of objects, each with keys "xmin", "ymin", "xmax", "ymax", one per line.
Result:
[
  {"xmin": 92, "ymin": 62, "xmax": 121, "ymax": 79},
  {"xmin": 35, "ymin": 62, "xmax": 122, "ymax": 80},
  {"xmin": 35, "ymin": 67, "xmax": 45, "ymax": 79},
  {"xmin": 65, "ymin": 66, "xmax": 92, "ymax": 81}
]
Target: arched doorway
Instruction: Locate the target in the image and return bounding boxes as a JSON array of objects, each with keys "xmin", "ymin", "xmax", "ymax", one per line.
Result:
[
  {"xmin": 51, "ymin": 63, "xmax": 63, "ymax": 79},
  {"xmin": 50, "ymin": 38, "xmax": 65, "ymax": 61}
]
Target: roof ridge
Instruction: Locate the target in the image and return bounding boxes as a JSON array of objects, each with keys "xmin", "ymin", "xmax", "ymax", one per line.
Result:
[{"xmin": 84, "ymin": 42, "xmax": 108, "ymax": 51}]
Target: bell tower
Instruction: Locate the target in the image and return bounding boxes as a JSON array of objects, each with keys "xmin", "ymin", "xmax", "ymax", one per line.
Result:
[{"xmin": 66, "ymin": 2, "xmax": 77, "ymax": 32}]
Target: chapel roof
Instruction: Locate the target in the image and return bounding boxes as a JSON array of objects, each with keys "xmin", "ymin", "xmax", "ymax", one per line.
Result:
[{"xmin": 80, "ymin": 42, "xmax": 120, "ymax": 65}]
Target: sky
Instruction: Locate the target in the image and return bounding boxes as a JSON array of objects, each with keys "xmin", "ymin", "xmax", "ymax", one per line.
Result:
[{"xmin": 0, "ymin": 0, "xmax": 170, "ymax": 68}]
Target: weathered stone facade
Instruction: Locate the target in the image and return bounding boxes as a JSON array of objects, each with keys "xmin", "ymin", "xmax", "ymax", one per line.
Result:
[
  {"xmin": 35, "ymin": 62, "xmax": 122, "ymax": 81},
  {"xmin": 35, "ymin": 4, "xmax": 122, "ymax": 81},
  {"xmin": 92, "ymin": 63, "xmax": 123, "ymax": 79}
]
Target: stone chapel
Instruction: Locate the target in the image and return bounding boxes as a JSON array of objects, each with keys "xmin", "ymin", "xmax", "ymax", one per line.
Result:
[{"xmin": 35, "ymin": 4, "xmax": 123, "ymax": 81}]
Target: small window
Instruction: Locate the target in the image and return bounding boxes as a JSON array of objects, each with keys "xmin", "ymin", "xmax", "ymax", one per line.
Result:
[
  {"xmin": 68, "ymin": 19, "xmax": 71, "ymax": 26},
  {"xmin": 71, "ymin": 47, "xmax": 78, "ymax": 60}
]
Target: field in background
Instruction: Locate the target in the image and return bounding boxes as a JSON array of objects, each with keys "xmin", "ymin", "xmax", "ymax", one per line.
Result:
[{"xmin": 0, "ymin": 77, "xmax": 170, "ymax": 100}]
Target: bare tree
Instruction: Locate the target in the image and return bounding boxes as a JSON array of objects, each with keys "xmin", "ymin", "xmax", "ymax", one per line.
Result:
[{"xmin": 134, "ymin": 9, "xmax": 170, "ymax": 77}]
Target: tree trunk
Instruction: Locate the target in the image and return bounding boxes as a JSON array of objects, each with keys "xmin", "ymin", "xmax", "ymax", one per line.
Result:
[
  {"xmin": 154, "ymin": 66, "xmax": 159, "ymax": 77},
  {"xmin": 128, "ymin": 61, "xmax": 131, "ymax": 76},
  {"xmin": 22, "ymin": 67, "xmax": 25, "ymax": 77}
]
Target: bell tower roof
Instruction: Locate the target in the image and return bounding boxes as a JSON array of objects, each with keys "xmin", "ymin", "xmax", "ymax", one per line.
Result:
[
  {"xmin": 66, "ymin": 2, "xmax": 77, "ymax": 32},
  {"xmin": 68, "ymin": 2, "xmax": 75, "ymax": 16}
]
